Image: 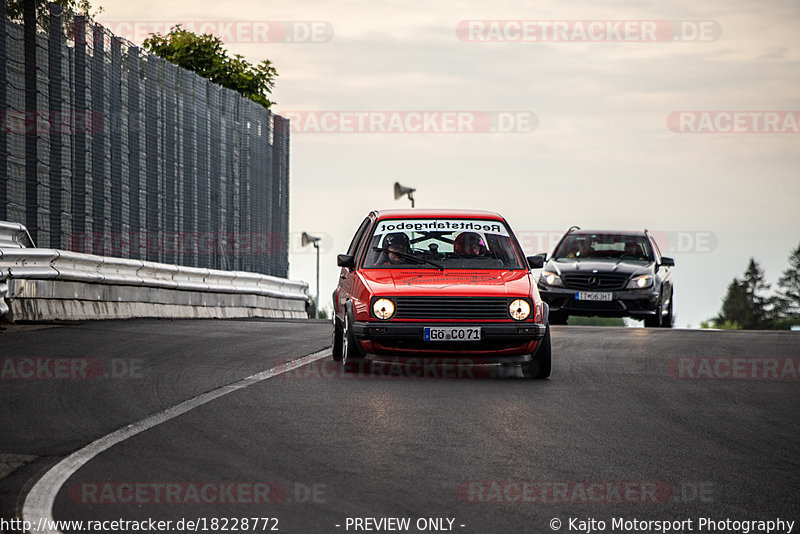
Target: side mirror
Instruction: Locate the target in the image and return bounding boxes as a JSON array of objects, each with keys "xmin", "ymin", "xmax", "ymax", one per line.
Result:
[
  {"xmin": 661, "ymin": 257, "xmax": 675, "ymax": 267},
  {"xmin": 337, "ymin": 254, "xmax": 355, "ymax": 269},
  {"xmin": 527, "ymin": 253, "xmax": 546, "ymax": 269}
]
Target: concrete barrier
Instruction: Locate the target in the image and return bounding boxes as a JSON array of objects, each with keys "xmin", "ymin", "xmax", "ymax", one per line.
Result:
[{"xmin": 0, "ymin": 247, "xmax": 309, "ymax": 322}]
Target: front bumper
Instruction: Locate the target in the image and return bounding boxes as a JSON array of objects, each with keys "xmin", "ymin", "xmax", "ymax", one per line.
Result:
[
  {"xmin": 351, "ymin": 321, "xmax": 547, "ymax": 359},
  {"xmin": 538, "ymin": 286, "xmax": 660, "ymax": 318}
]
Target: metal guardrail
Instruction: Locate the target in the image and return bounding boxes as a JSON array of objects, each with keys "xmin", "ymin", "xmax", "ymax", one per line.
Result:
[
  {"xmin": 0, "ymin": 247, "xmax": 309, "ymax": 321},
  {"xmin": 0, "ymin": 221, "xmax": 35, "ymax": 249},
  {"xmin": 0, "ymin": 248, "xmax": 308, "ymax": 299}
]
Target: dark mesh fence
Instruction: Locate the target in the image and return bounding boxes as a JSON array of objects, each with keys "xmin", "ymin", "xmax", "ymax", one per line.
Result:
[{"xmin": 0, "ymin": 1, "xmax": 290, "ymax": 278}]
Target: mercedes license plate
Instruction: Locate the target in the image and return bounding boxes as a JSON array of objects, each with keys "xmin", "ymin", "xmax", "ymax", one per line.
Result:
[{"xmin": 575, "ymin": 291, "xmax": 613, "ymax": 301}]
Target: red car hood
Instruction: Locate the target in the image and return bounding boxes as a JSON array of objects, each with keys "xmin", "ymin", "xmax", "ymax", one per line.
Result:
[{"xmin": 359, "ymin": 269, "xmax": 532, "ymax": 297}]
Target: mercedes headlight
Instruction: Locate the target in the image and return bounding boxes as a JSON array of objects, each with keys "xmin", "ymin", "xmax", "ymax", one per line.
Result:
[
  {"xmin": 540, "ymin": 271, "xmax": 563, "ymax": 287},
  {"xmin": 627, "ymin": 274, "xmax": 653, "ymax": 289},
  {"xmin": 372, "ymin": 298, "xmax": 395, "ymax": 320},
  {"xmin": 509, "ymin": 299, "xmax": 531, "ymax": 321}
]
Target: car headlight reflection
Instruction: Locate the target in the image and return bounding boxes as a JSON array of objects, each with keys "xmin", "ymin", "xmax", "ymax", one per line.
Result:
[
  {"xmin": 540, "ymin": 271, "xmax": 563, "ymax": 287},
  {"xmin": 627, "ymin": 274, "xmax": 653, "ymax": 289},
  {"xmin": 509, "ymin": 299, "xmax": 531, "ymax": 321},
  {"xmin": 372, "ymin": 298, "xmax": 395, "ymax": 320}
]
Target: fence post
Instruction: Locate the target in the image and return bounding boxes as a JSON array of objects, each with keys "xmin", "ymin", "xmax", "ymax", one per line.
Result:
[
  {"xmin": 91, "ymin": 22, "xmax": 106, "ymax": 247},
  {"xmin": 127, "ymin": 45, "xmax": 141, "ymax": 259},
  {"xmin": 0, "ymin": 0, "xmax": 7, "ymax": 222},
  {"xmin": 109, "ymin": 36, "xmax": 122, "ymax": 251},
  {"xmin": 145, "ymin": 55, "xmax": 160, "ymax": 262},
  {"xmin": 180, "ymin": 69, "xmax": 197, "ymax": 268},
  {"xmin": 72, "ymin": 14, "xmax": 87, "ymax": 248},
  {"xmin": 23, "ymin": 0, "xmax": 38, "ymax": 243},
  {"xmin": 273, "ymin": 114, "xmax": 290, "ymax": 279},
  {"xmin": 47, "ymin": 3, "xmax": 65, "ymax": 249},
  {"xmin": 163, "ymin": 61, "xmax": 177, "ymax": 265}
]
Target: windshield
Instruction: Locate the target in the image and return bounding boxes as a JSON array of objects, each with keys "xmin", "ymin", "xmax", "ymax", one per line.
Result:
[
  {"xmin": 363, "ymin": 218, "xmax": 524, "ymax": 270},
  {"xmin": 552, "ymin": 233, "xmax": 653, "ymax": 262}
]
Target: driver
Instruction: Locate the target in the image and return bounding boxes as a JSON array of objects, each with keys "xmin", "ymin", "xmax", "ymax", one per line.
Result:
[
  {"xmin": 380, "ymin": 232, "xmax": 411, "ymax": 265},
  {"xmin": 623, "ymin": 241, "xmax": 640, "ymax": 258},
  {"xmin": 566, "ymin": 239, "xmax": 592, "ymax": 258}
]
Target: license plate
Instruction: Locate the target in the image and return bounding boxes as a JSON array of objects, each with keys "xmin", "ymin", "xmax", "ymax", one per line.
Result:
[
  {"xmin": 575, "ymin": 291, "xmax": 613, "ymax": 301},
  {"xmin": 424, "ymin": 327, "xmax": 481, "ymax": 341}
]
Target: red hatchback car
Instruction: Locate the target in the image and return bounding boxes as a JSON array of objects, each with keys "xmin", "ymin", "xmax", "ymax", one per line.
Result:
[{"xmin": 332, "ymin": 209, "xmax": 552, "ymax": 378}]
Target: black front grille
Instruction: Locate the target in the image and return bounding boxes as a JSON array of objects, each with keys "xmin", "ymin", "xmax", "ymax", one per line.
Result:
[
  {"xmin": 374, "ymin": 339, "xmax": 523, "ymax": 351},
  {"xmin": 562, "ymin": 273, "xmax": 629, "ymax": 291},
  {"xmin": 394, "ymin": 297, "xmax": 510, "ymax": 320}
]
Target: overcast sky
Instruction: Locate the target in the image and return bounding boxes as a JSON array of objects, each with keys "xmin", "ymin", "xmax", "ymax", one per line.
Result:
[{"xmin": 98, "ymin": 0, "xmax": 800, "ymax": 328}]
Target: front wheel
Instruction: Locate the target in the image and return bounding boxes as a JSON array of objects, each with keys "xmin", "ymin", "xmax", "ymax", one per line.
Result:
[
  {"xmin": 548, "ymin": 311, "xmax": 568, "ymax": 325},
  {"xmin": 331, "ymin": 318, "xmax": 343, "ymax": 361},
  {"xmin": 644, "ymin": 294, "xmax": 663, "ymax": 328},
  {"xmin": 341, "ymin": 309, "xmax": 366, "ymax": 372},
  {"xmin": 660, "ymin": 291, "xmax": 674, "ymax": 328},
  {"xmin": 522, "ymin": 325, "xmax": 551, "ymax": 379}
]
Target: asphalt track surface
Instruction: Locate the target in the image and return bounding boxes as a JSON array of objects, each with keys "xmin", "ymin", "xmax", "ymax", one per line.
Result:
[{"xmin": 1, "ymin": 319, "xmax": 799, "ymax": 534}]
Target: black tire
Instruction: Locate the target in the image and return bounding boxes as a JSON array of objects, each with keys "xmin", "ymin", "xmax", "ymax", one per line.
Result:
[
  {"xmin": 341, "ymin": 308, "xmax": 366, "ymax": 372},
  {"xmin": 522, "ymin": 325, "xmax": 551, "ymax": 379},
  {"xmin": 548, "ymin": 311, "xmax": 568, "ymax": 325},
  {"xmin": 661, "ymin": 291, "xmax": 674, "ymax": 328},
  {"xmin": 331, "ymin": 317, "xmax": 343, "ymax": 361},
  {"xmin": 644, "ymin": 294, "xmax": 663, "ymax": 328}
]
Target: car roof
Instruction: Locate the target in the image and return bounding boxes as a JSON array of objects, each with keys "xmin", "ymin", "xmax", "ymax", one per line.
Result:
[
  {"xmin": 571, "ymin": 229, "xmax": 647, "ymax": 237},
  {"xmin": 373, "ymin": 209, "xmax": 505, "ymax": 220}
]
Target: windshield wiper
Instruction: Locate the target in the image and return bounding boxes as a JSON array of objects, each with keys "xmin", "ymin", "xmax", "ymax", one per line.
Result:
[{"xmin": 372, "ymin": 247, "xmax": 444, "ymax": 271}]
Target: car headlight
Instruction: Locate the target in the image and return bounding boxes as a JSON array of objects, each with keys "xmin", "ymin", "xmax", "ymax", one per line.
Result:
[
  {"xmin": 627, "ymin": 274, "xmax": 653, "ymax": 289},
  {"xmin": 509, "ymin": 299, "xmax": 531, "ymax": 321},
  {"xmin": 372, "ymin": 298, "xmax": 395, "ymax": 320},
  {"xmin": 540, "ymin": 271, "xmax": 563, "ymax": 287}
]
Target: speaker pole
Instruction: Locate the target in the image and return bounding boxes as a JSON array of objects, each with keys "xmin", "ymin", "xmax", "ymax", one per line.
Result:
[
  {"xmin": 394, "ymin": 182, "xmax": 417, "ymax": 208},
  {"xmin": 315, "ymin": 241, "xmax": 319, "ymax": 319},
  {"xmin": 301, "ymin": 232, "xmax": 323, "ymax": 318}
]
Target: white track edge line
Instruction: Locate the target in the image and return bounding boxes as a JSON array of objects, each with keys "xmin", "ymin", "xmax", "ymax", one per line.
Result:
[{"xmin": 22, "ymin": 348, "xmax": 331, "ymax": 534}]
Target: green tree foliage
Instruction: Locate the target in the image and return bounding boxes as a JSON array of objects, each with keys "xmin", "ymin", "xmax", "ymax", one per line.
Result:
[
  {"xmin": 774, "ymin": 243, "xmax": 800, "ymax": 317},
  {"xmin": 714, "ymin": 277, "xmax": 753, "ymax": 329},
  {"xmin": 741, "ymin": 258, "xmax": 770, "ymax": 327},
  {"xmin": 704, "ymin": 250, "xmax": 800, "ymax": 330},
  {"xmin": 565, "ymin": 316, "xmax": 625, "ymax": 327},
  {"xmin": 143, "ymin": 26, "xmax": 277, "ymax": 110},
  {"xmin": 305, "ymin": 295, "xmax": 328, "ymax": 320}
]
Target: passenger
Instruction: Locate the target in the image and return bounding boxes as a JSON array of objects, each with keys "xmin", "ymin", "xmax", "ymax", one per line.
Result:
[{"xmin": 453, "ymin": 232, "xmax": 487, "ymax": 257}]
